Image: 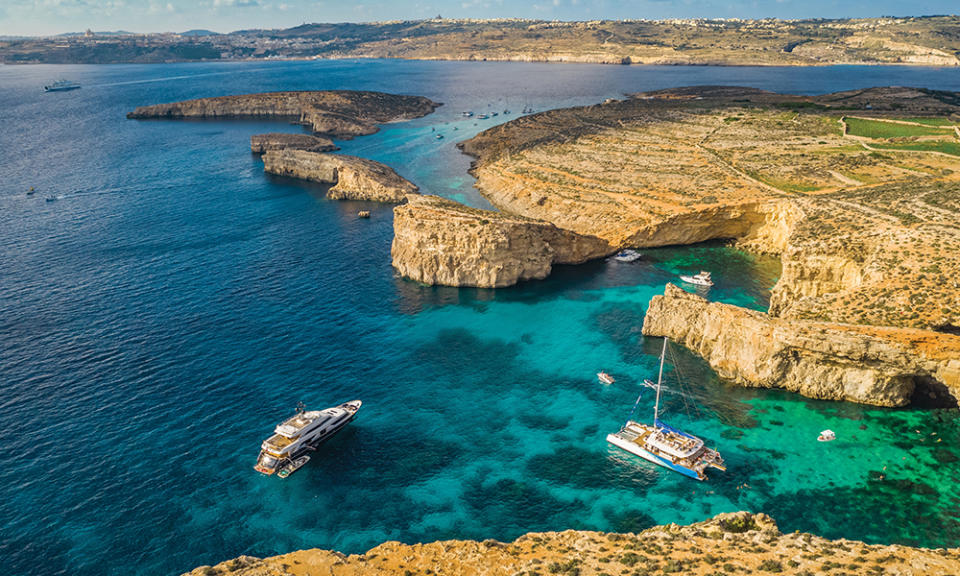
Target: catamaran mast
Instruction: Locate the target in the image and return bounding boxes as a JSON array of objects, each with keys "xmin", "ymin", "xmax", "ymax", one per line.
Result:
[{"xmin": 653, "ymin": 338, "xmax": 667, "ymax": 427}]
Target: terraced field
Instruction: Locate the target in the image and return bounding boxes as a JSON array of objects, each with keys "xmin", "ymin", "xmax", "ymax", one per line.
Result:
[{"xmin": 461, "ymin": 86, "xmax": 960, "ymax": 332}]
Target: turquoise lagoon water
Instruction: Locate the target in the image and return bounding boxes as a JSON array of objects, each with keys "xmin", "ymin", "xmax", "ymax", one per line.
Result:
[{"xmin": 2, "ymin": 61, "xmax": 960, "ymax": 576}]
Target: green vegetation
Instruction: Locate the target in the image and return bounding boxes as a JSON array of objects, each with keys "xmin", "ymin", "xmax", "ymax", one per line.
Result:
[
  {"xmin": 894, "ymin": 117, "xmax": 956, "ymax": 126},
  {"xmin": 872, "ymin": 141, "xmax": 960, "ymax": 157},
  {"xmin": 719, "ymin": 515, "xmax": 759, "ymax": 533},
  {"xmin": 846, "ymin": 117, "xmax": 947, "ymax": 138}
]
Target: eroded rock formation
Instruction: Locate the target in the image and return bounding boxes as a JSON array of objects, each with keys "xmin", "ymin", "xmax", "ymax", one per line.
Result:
[
  {"xmin": 250, "ymin": 133, "xmax": 337, "ymax": 154},
  {"xmin": 643, "ymin": 284, "xmax": 960, "ymax": 406},
  {"xmin": 182, "ymin": 511, "xmax": 960, "ymax": 576},
  {"xmin": 391, "ymin": 195, "xmax": 610, "ymax": 288},
  {"xmin": 263, "ymin": 150, "xmax": 418, "ymax": 203},
  {"xmin": 127, "ymin": 90, "xmax": 440, "ymax": 138}
]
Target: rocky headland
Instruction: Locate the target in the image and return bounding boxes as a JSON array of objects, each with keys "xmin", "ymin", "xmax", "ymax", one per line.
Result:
[
  {"xmin": 250, "ymin": 133, "xmax": 337, "ymax": 154},
  {"xmin": 392, "ymin": 85, "xmax": 960, "ymax": 405},
  {"xmin": 127, "ymin": 90, "xmax": 440, "ymax": 138},
  {"xmin": 263, "ymin": 150, "xmax": 418, "ymax": 203},
  {"xmin": 183, "ymin": 511, "xmax": 960, "ymax": 576},
  {"xmin": 643, "ymin": 284, "xmax": 960, "ymax": 407},
  {"xmin": 391, "ymin": 194, "xmax": 609, "ymax": 287}
]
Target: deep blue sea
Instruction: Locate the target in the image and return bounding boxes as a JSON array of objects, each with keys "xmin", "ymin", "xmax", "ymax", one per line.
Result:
[{"xmin": 2, "ymin": 60, "xmax": 960, "ymax": 576}]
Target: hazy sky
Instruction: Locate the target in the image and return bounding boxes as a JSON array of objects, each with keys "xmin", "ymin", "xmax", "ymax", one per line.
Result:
[{"xmin": 1, "ymin": 0, "xmax": 958, "ymax": 37}]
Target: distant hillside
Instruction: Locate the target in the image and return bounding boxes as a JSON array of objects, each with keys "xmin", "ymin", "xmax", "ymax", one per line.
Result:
[{"xmin": 3, "ymin": 16, "xmax": 959, "ymax": 65}]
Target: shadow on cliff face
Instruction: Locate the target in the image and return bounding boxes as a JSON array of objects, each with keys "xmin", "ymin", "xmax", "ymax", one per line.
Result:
[{"xmin": 909, "ymin": 376, "xmax": 959, "ymax": 410}]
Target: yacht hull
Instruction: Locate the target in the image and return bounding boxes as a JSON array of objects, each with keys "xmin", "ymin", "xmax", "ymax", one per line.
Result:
[{"xmin": 606, "ymin": 433, "xmax": 703, "ymax": 481}]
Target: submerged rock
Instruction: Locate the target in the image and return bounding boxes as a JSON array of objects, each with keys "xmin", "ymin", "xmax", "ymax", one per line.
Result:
[{"xmin": 262, "ymin": 149, "xmax": 418, "ymax": 203}]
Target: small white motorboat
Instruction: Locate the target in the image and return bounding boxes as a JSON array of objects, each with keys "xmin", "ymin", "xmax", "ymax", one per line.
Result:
[
  {"xmin": 598, "ymin": 371, "xmax": 616, "ymax": 385},
  {"xmin": 613, "ymin": 249, "xmax": 642, "ymax": 263},
  {"xmin": 277, "ymin": 455, "xmax": 310, "ymax": 479},
  {"xmin": 680, "ymin": 271, "xmax": 714, "ymax": 287},
  {"xmin": 818, "ymin": 430, "xmax": 836, "ymax": 442}
]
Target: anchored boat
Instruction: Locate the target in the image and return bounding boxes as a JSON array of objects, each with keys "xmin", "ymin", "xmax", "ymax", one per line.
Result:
[
  {"xmin": 598, "ymin": 371, "xmax": 616, "ymax": 385},
  {"xmin": 606, "ymin": 338, "xmax": 725, "ymax": 481},
  {"xmin": 613, "ymin": 249, "xmax": 642, "ymax": 262},
  {"xmin": 680, "ymin": 271, "xmax": 714, "ymax": 287},
  {"xmin": 254, "ymin": 400, "xmax": 361, "ymax": 476},
  {"xmin": 44, "ymin": 79, "xmax": 81, "ymax": 92}
]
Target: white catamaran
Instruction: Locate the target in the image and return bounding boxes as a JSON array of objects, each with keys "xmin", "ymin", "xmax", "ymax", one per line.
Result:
[{"xmin": 606, "ymin": 338, "xmax": 725, "ymax": 481}]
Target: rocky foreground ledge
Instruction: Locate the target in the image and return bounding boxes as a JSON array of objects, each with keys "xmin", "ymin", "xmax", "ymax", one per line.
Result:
[
  {"xmin": 183, "ymin": 512, "xmax": 960, "ymax": 576},
  {"xmin": 391, "ymin": 194, "xmax": 610, "ymax": 287},
  {"xmin": 263, "ymin": 150, "xmax": 418, "ymax": 203},
  {"xmin": 643, "ymin": 284, "xmax": 960, "ymax": 407},
  {"xmin": 127, "ymin": 90, "xmax": 440, "ymax": 138}
]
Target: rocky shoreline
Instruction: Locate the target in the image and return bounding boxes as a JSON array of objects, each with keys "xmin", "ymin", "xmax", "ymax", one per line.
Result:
[
  {"xmin": 130, "ymin": 90, "xmax": 435, "ymax": 203},
  {"xmin": 263, "ymin": 150, "xmax": 418, "ymax": 203},
  {"xmin": 643, "ymin": 284, "xmax": 960, "ymax": 407},
  {"xmin": 389, "ymin": 85, "xmax": 960, "ymax": 406},
  {"xmin": 127, "ymin": 90, "xmax": 440, "ymax": 139},
  {"xmin": 182, "ymin": 512, "xmax": 960, "ymax": 576},
  {"xmin": 391, "ymin": 194, "xmax": 609, "ymax": 287},
  {"xmin": 250, "ymin": 133, "xmax": 337, "ymax": 154}
]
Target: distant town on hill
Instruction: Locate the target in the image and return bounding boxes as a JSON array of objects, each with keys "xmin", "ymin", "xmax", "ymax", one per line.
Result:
[{"xmin": 2, "ymin": 15, "xmax": 959, "ymax": 66}]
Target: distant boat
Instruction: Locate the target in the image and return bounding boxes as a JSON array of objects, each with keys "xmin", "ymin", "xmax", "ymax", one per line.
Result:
[
  {"xmin": 613, "ymin": 249, "xmax": 642, "ymax": 262},
  {"xmin": 44, "ymin": 79, "xmax": 81, "ymax": 92},
  {"xmin": 435, "ymin": 134, "xmax": 444, "ymax": 140},
  {"xmin": 461, "ymin": 111, "xmax": 474, "ymax": 117},
  {"xmin": 45, "ymin": 196, "xmax": 59, "ymax": 202},
  {"xmin": 680, "ymin": 271, "xmax": 714, "ymax": 287},
  {"xmin": 818, "ymin": 430, "xmax": 836, "ymax": 442},
  {"xmin": 606, "ymin": 338, "xmax": 726, "ymax": 481},
  {"xmin": 598, "ymin": 371, "xmax": 616, "ymax": 385},
  {"xmin": 477, "ymin": 113, "xmax": 490, "ymax": 119},
  {"xmin": 357, "ymin": 210, "xmax": 371, "ymax": 219}
]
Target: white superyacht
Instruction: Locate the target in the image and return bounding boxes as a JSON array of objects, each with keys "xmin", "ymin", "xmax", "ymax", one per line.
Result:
[{"xmin": 254, "ymin": 400, "xmax": 361, "ymax": 476}]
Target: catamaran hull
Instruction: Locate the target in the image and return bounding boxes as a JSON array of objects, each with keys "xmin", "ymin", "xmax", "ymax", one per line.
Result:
[{"xmin": 606, "ymin": 433, "xmax": 703, "ymax": 481}]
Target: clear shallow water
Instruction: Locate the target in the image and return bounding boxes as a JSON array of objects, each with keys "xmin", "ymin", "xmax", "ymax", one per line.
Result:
[{"xmin": 2, "ymin": 60, "xmax": 960, "ymax": 576}]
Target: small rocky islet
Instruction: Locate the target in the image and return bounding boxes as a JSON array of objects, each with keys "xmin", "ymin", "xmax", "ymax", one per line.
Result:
[{"xmin": 129, "ymin": 90, "xmax": 436, "ymax": 202}]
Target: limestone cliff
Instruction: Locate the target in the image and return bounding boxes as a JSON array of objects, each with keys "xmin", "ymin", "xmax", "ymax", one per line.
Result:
[
  {"xmin": 182, "ymin": 512, "xmax": 960, "ymax": 576},
  {"xmin": 127, "ymin": 91, "xmax": 440, "ymax": 138},
  {"xmin": 643, "ymin": 284, "xmax": 960, "ymax": 407},
  {"xmin": 263, "ymin": 150, "xmax": 418, "ymax": 203},
  {"xmin": 391, "ymin": 195, "xmax": 611, "ymax": 288},
  {"xmin": 250, "ymin": 133, "xmax": 337, "ymax": 154}
]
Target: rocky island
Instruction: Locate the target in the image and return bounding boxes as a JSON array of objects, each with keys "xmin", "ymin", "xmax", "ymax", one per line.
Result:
[
  {"xmin": 130, "ymin": 90, "xmax": 436, "ymax": 202},
  {"xmin": 127, "ymin": 90, "xmax": 440, "ymax": 139},
  {"xmin": 250, "ymin": 133, "xmax": 337, "ymax": 154},
  {"xmin": 183, "ymin": 512, "xmax": 960, "ymax": 576},
  {"xmin": 392, "ymin": 85, "xmax": 960, "ymax": 406},
  {"xmin": 264, "ymin": 150, "xmax": 418, "ymax": 203}
]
